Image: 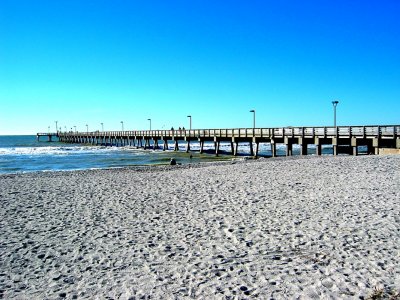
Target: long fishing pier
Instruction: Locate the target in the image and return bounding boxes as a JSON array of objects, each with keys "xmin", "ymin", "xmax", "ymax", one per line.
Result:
[{"xmin": 41, "ymin": 125, "xmax": 400, "ymax": 157}]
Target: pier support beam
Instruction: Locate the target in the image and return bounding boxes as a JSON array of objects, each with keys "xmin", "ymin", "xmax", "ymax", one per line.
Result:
[
  {"xmin": 254, "ymin": 142, "xmax": 259, "ymax": 158},
  {"xmin": 186, "ymin": 141, "xmax": 190, "ymax": 153},
  {"xmin": 249, "ymin": 142, "xmax": 254, "ymax": 157},
  {"xmin": 271, "ymin": 142, "xmax": 276, "ymax": 157},
  {"xmin": 316, "ymin": 144, "xmax": 322, "ymax": 155},
  {"xmin": 300, "ymin": 144, "xmax": 308, "ymax": 156},
  {"xmin": 215, "ymin": 141, "xmax": 220, "ymax": 156},
  {"xmin": 373, "ymin": 138, "xmax": 380, "ymax": 155},
  {"xmin": 174, "ymin": 140, "xmax": 179, "ymax": 151},
  {"xmin": 163, "ymin": 140, "xmax": 168, "ymax": 151},
  {"xmin": 333, "ymin": 145, "xmax": 338, "ymax": 156},
  {"xmin": 200, "ymin": 141, "xmax": 204, "ymax": 154},
  {"xmin": 284, "ymin": 137, "xmax": 296, "ymax": 156},
  {"xmin": 286, "ymin": 143, "xmax": 293, "ymax": 156},
  {"xmin": 332, "ymin": 138, "xmax": 338, "ymax": 156},
  {"xmin": 234, "ymin": 143, "xmax": 238, "ymax": 156},
  {"xmin": 144, "ymin": 139, "xmax": 149, "ymax": 149},
  {"xmin": 353, "ymin": 146, "xmax": 358, "ymax": 156},
  {"xmin": 351, "ymin": 138, "xmax": 359, "ymax": 156}
]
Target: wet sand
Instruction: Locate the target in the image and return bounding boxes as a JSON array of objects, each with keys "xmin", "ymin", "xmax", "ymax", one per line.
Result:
[{"xmin": 1, "ymin": 155, "xmax": 399, "ymax": 299}]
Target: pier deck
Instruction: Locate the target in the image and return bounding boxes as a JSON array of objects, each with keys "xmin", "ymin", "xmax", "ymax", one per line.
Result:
[
  {"xmin": 49, "ymin": 125, "xmax": 399, "ymax": 157},
  {"xmin": 36, "ymin": 133, "xmax": 59, "ymax": 142}
]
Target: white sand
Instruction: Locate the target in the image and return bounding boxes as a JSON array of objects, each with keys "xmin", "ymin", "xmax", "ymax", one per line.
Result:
[{"xmin": 0, "ymin": 155, "xmax": 399, "ymax": 299}]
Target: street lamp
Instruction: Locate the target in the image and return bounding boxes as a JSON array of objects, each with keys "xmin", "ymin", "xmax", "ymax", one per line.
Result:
[
  {"xmin": 147, "ymin": 118, "xmax": 152, "ymax": 131},
  {"xmin": 86, "ymin": 124, "xmax": 88, "ymax": 133},
  {"xmin": 101, "ymin": 123, "xmax": 104, "ymax": 132},
  {"xmin": 48, "ymin": 126, "xmax": 50, "ymax": 133},
  {"xmin": 187, "ymin": 115, "xmax": 192, "ymax": 130},
  {"xmin": 55, "ymin": 121, "xmax": 58, "ymax": 133},
  {"xmin": 74, "ymin": 126, "xmax": 77, "ymax": 133},
  {"xmin": 249, "ymin": 110, "xmax": 256, "ymax": 129},
  {"xmin": 121, "ymin": 121, "xmax": 124, "ymax": 131},
  {"xmin": 332, "ymin": 101, "xmax": 339, "ymax": 127}
]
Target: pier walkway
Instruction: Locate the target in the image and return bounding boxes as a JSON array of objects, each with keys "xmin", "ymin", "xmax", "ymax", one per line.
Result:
[
  {"xmin": 50, "ymin": 125, "xmax": 400, "ymax": 157},
  {"xmin": 36, "ymin": 133, "xmax": 58, "ymax": 142}
]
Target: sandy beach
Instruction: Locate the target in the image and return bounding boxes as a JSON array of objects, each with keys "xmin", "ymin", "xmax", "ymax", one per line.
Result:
[{"xmin": 0, "ymin": 155, "xmax": 399, "ymax": 299}]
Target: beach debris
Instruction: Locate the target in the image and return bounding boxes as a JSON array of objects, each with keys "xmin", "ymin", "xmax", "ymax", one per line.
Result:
[{"xmin": 169, "ymin": 158, "xmax": 176, "ymax": 165}]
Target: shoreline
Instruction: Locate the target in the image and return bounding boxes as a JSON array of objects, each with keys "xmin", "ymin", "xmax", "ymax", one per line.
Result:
[
  {"xmin": 0, "ymin": 152, "xmax": 378, "ymax": 177},
  {"xmin": 2, "ymin": 133, "xmax": 375, "ymax": 175},
  {"xmin": 1, "ymin": 155, "xmax": 399, "ymax": 298}
]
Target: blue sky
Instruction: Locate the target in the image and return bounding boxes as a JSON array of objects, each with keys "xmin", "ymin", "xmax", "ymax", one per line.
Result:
[{"xmin": 1, "ymin": 0, "xmax": 399, "ymax": 134}]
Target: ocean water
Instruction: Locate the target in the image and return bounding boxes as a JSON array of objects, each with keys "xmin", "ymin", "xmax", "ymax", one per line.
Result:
[{"xmin": 0, "ymin": 135, "xmax": 341, "ymax": 174}]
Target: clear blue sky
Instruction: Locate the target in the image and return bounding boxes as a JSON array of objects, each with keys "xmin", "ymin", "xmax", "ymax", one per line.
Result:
[{"xmin": 1, "ymin": 0, "xmax": 399, "ymax": 134}]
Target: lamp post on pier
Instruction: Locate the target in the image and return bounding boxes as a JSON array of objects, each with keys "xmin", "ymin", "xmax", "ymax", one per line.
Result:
[
  {"xmin": 187, "ymin": 115, "xmax": 192, "ymax": 130},
  {"xmin": 101, "ymin": 123, "xmax": 104, "ymax": 132},
  {"xmin": 86, "ymin": 124, "xmax": 88, "ymax": 134},
  {"xmin": 74, "ymin": 126, "xmax": 76, "ymax": 133},
  {"xmin": 55, "ymin": 121, "xmax": 58, "ymax": 133},
  {"xmin": 332, "ymin": 101, "xmax": 339, "ymax": 127},
  {"xmin": 249, "ymin": 110, "xmax": 256, "ymax": 129},
  {"xmin": 121, "ymin": 121, "xmax": 124, "ymax": 131},
  {"xmin": 48, "ymin": 126, "xmax": 50, "ymax": 134},
  {"xmin": 147, "ymin": 119, "xmax": 152, "ymax": 131}
]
